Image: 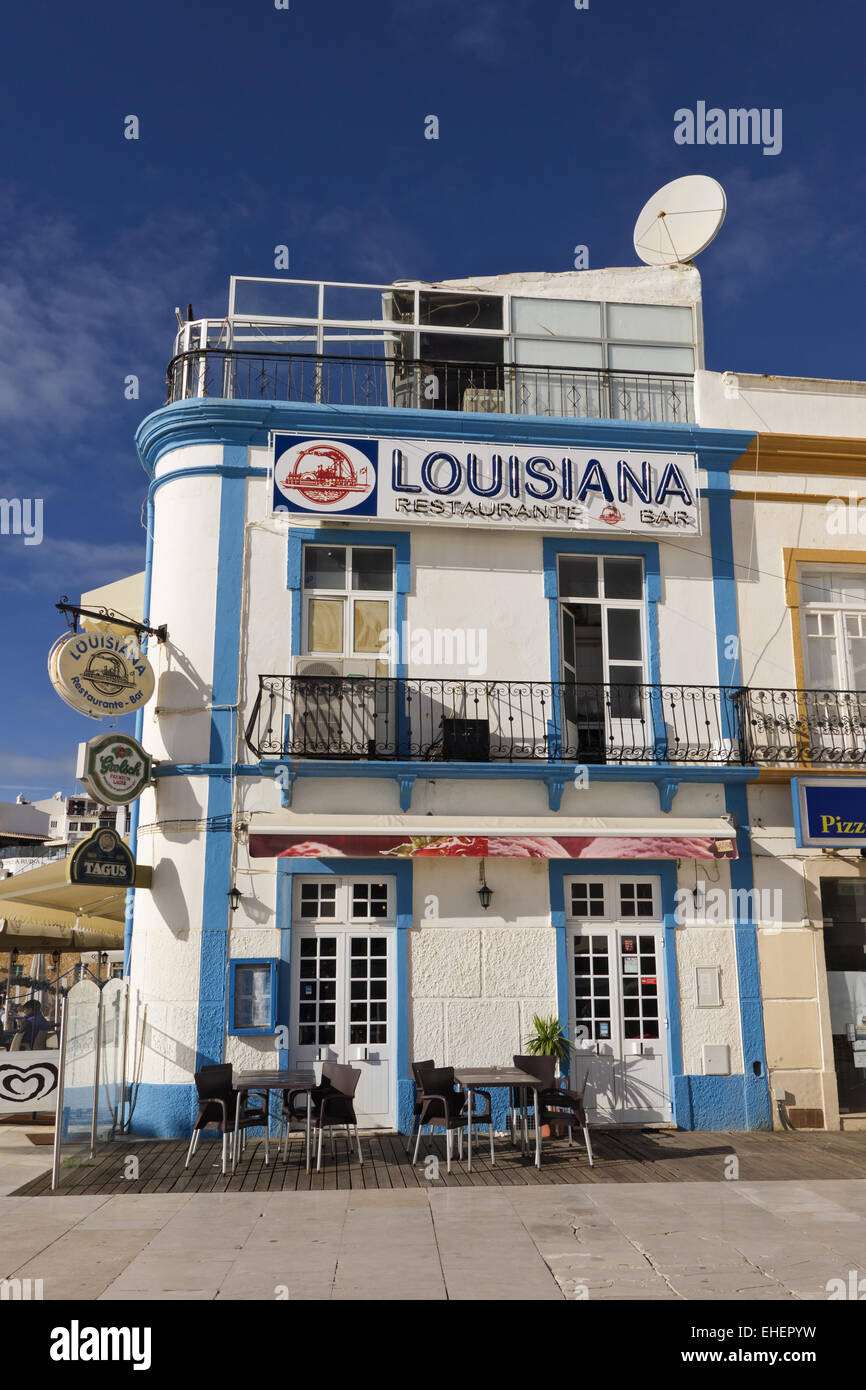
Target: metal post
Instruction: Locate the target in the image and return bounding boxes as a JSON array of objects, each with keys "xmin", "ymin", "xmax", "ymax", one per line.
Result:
[
  {"xmin": 89, "ymin": 983, "xmax": 104, "ymax": 1160},
  {"xmin": 117, "ymin": 981, "xmax": 130, "ymax": 1138},
  {"xmin": 50, "ymin": 993, "xmax": 71, "ymax": 1191}
]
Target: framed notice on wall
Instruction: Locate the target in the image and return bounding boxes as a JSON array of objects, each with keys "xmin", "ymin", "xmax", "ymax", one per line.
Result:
[{"xmin": 229, "ymin": 959, "xmax": 278, "ymax": 1035}]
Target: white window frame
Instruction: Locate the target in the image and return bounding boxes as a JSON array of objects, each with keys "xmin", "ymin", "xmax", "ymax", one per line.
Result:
[
  {"xmin": 799, "ymin": 565, "xmax": 866, "ymax": 692},
  {"xmin": 557, "ymin": 555, "xmax": 648, "ymax": 687},
  {"xmin": 566, "ymin": 875, "xmax": 662, "ymax": 924},
  {"xmin": 301, "ymin": 543, "xmax": 395, "ymax": 665}
]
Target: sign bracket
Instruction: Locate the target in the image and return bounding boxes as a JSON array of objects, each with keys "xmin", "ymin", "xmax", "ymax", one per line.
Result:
[{"xmin": 56, "ymin": 597, "xmax": 168, "ymax": 644}]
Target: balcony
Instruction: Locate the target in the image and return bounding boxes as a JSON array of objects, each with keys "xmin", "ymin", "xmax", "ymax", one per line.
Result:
[
  {"xmin": 739, "ymin": 687, "xmax": 866, "ymax": 766},
  {"xmin": 245, "ymin": 678, "xmax": 866, "ymax": 768},
  {"xmin": 165, "ymin": 349, "xmax": 694, "ymax": 426},
  {"xmin": 246, "ymin": 677, "xmax": 741, "ymax": 764}
]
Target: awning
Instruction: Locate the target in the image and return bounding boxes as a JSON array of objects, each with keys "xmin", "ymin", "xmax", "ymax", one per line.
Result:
[
  {"xmin": 0, "ymin": 850, "xmax": 151, "ymax": 953},
  {"xmin": 248, "ymin": 814, "xmax": 737, "ymax": 861}
]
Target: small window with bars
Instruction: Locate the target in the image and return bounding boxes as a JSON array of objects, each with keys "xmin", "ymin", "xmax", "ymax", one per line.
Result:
[
  {"xmin": 570, "ymin": 881, "xmax": 606, "ymax": 918},
  {"xmin": 299, "ymin": 881, "xmax": 337, "ymax": 919},
  {"xmin": 619, "ymin": 882, "xmax": 656, "ymax": 918},
  {"xmin": 352, "ymin": 881, "xmax": 389, "ymax": 919}
]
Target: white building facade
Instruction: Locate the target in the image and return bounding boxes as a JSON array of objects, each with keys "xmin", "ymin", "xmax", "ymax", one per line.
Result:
[{"xmin": 127, "ymin": 268, "xmax": 784, "ymax": 1137}]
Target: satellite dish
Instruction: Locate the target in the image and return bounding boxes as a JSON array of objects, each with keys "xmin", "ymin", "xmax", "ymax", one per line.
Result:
[{"xmin": 633, "ymin": 175, "xmax": 726, "ymax": 266}]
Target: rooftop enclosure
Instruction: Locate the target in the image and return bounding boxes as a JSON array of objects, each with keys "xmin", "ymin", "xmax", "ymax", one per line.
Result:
[{"xmin": 166, "ymin": 269, "xmax": 701, "ymax": 425}]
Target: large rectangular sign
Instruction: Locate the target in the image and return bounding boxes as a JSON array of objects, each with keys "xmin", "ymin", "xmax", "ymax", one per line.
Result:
[
  {"xmin": 271, "ymin": 432, "xmax": 701, "ymax": 535},
  {"xmin": 793, "ymin": 777, "xmax": 866, "ymax": 847}
]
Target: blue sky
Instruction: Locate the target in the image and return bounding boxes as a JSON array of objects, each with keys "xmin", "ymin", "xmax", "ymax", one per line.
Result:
[{"xmin": 1, "ymin": 0, "xmax": 863, "ymax": 795}]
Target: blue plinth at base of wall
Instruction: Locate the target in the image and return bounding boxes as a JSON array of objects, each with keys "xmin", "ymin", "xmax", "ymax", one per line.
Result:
[
  {"xmin": 131, "ymin": 1084, "xmax": 198, "ymax": 1138},
  {"xmin": 673, "ymin": 1074, "xmax": 772, "ymax": 1131}
]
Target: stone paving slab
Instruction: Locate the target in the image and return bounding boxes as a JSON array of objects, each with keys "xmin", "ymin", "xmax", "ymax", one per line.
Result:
[{"xmin": 1, "ymin": 1179, "xmax": 864, "ymax": 1301}]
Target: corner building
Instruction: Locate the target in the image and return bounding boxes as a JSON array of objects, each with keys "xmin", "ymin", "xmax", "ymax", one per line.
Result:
[{"xmin": 128, "ymin": 266, "xmax": 774, "ymax": 1136}]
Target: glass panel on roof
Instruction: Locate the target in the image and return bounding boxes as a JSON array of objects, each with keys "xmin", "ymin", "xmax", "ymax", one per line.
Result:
[
  {"xmin": 606, "ymin": 302, "xmax": 693, "ymax": 344},
  {"xmin": 322, "ymin": 284, "xmax": 393, "ymax": 323},
  {"xmin": 511, "ymin": 297, "xmax": 601, "ymax": 338},
  {"xmin": 608, "ymin": 344, "xmax": 694, "ymax": 373},
  {"xmin": 514, "ymin": 339, "xmax": 603, "ymax": 368},
  {"xmin": 418, "ymin": 291, "xmax": 503, "ymax": 330},
  {"xmin": 231, "ymin": 279, "xmax": 319, "ymax": 320}
]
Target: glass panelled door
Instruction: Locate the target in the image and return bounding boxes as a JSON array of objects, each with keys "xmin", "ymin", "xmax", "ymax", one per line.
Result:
[
  {"xmin": 567, "ymin": 877, "xmax": 672, "ymax": 1123},
  {"xmin": 558, "ymin": 556, "xmax": 647, "ymax": 762},
  {"xmin": 290, "ymin": 877, "xmax": 396, "ymax": 1128}
]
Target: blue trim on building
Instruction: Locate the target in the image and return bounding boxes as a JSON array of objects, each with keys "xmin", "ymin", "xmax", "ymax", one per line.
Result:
[
  {"xmin": 275, "ymin": 857, "xmax": 413, "ymax": 1132},
  {"xmin": 705, "ymin": 461, "xmax": 742, "ymax": 691},
  {"xmin": 725, "ymin": 781, "xmax": 772, "ymax": 1129},
  {"xmin": 130, "ymin": 1083, "xmax": 197, "ymax": 1139},
  {"xmin": 196, "ymin": 448, "xmax": 246, "ymax": 1069},
  {"xmin": 136, "ymin": 397, "xmax": 757, "ymax": 478}
]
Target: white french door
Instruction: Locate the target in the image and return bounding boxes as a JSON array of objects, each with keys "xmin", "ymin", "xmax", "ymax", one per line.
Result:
[
  {"xmin": 557, "ymin": 555, "xmax": 648, "ymax": 761},
  {"xmin": 567, "ymin": 876, "xmax": 672, "ymax": 1124},
  {"xmin": 290, "ymin": 876, "xmax": 396, "ymax": 1128}
]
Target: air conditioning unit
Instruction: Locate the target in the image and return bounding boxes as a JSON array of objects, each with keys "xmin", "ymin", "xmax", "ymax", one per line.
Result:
[
  {"xmin": 292, "ymin": 657, "xmax": 379, "ymax": 679},
  {"xmin": 290, "ymin": 657, "xmax": 388, "ymax": 756},
  {"xmin": 462, "ymin": 388, "xmax": 505, "ymax": 414}
]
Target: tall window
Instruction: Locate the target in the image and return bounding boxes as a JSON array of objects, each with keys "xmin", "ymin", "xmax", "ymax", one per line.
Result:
[
  {"xmin": 302, "ymin": 545, "xmax": 394, "ymax": 668},
  {"xmin": 558, "ymin": 555, "xmax": 646, "ymax": 690},
  {"xmin": 800, "ymin": 568, "xmax": 866, "ymax": 691}
]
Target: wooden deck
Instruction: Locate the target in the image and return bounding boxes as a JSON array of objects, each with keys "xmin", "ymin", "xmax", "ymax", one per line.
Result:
[{"xmin": 14, "ymin": 1126, "xmax": 866, "ymax": 1195}]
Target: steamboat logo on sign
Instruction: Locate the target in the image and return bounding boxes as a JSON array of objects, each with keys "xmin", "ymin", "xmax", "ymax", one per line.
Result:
[
  {"xmin": 272, "ymin": 435, "xmax": 379, "ymax": 516},
  {"xmin": 48, "ymin": 629, "xmax": 155, "ymax": 719}
]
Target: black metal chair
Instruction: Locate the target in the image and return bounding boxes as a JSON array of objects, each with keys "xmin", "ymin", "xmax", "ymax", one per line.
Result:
[
  {"xmin": 410, "ymin": 1062, "xmax": 494, "ymax": 1173},
  {"xmin": 185, "ymin": 1064, "xmax": 269, "ymax": 1176},
  {"xmin": 511, "ymin": 1054, "xmax": 556, "ymax": 1144},
  {"xmin": 405, "ymin": 1058, "xmax": 435, "ymax": 1153},
  {"xmin": 285, "ymin": 1061, "xmax": 363, "ymax": 1172},
  {"xmin": 535, "ymin": 1066, "xmax": 594, "ymax": 1167},
  {"xmin": 186, "ymin": 1065, "xmax": 236, "ymax": 1175}
]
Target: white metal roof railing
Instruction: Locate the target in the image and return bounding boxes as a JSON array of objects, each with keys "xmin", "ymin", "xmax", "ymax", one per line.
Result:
[{"xmin": 171, "ymin": 275, "xmax": 700, "ymax": 367}]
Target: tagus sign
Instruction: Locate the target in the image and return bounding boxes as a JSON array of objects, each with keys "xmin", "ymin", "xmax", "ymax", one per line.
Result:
[
  {"xmin": 48, "ymin": 629, "xmax": 155, "ymax": 718},
  {"xmin": 272, "ymin": 432, "xmax": 701, "ymax": 534},
  {"xmin": 76, "ymin": 733, "xmax": 153, "ymax": 805},
  {"xmin": 69, "ymin": 828, "xmax": 136, "ymax": 887}
]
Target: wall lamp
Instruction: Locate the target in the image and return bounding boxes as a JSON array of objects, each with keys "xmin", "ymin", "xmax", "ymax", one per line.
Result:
[
  {"xmin": 227, "ymin": 886, "xmax": 242, "ymax": 912},
  {"xmin": 477, "ymin": 860, "xmax": 493, "ymax": 911}
]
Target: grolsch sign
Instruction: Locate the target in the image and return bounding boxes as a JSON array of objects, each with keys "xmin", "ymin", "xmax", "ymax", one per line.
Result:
[{"xmin": 76, "ymin": 733, "xmax": 152, "ymax": 805}]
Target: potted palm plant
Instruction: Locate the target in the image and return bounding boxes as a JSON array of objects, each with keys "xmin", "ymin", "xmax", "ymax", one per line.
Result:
[{"xmin": 524, "ymin": 1015, "xmax": 569, "ymax": 1137}]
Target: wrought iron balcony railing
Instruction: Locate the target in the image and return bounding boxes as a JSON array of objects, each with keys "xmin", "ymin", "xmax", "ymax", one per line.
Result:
[
  {"xmin": 166, "ymin": 350, "xmax": 694, "ymax": 425},
  {"xmin": 246, "ymin": 677, "xmax": 746, "ymax": 764},
  {"xmin": 245, "ymin": 678, "xmax": 866, "ymax": 767},
  {"xmin": 739, "ymin": 687, "xmax": 866, "ymax": 766}
]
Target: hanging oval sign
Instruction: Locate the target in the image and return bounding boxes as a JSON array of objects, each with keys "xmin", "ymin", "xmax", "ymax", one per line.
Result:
[
  {"xmin": 48, "ymin": 629, "xmax": 155, "ymax": 719},
  {"xmin": 76, "ymin": 732, "xmax": 153, "ymax": 805},
  {"xmin": 68, "ymin": 827, "xmax": 136, "ymax": 886}
]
